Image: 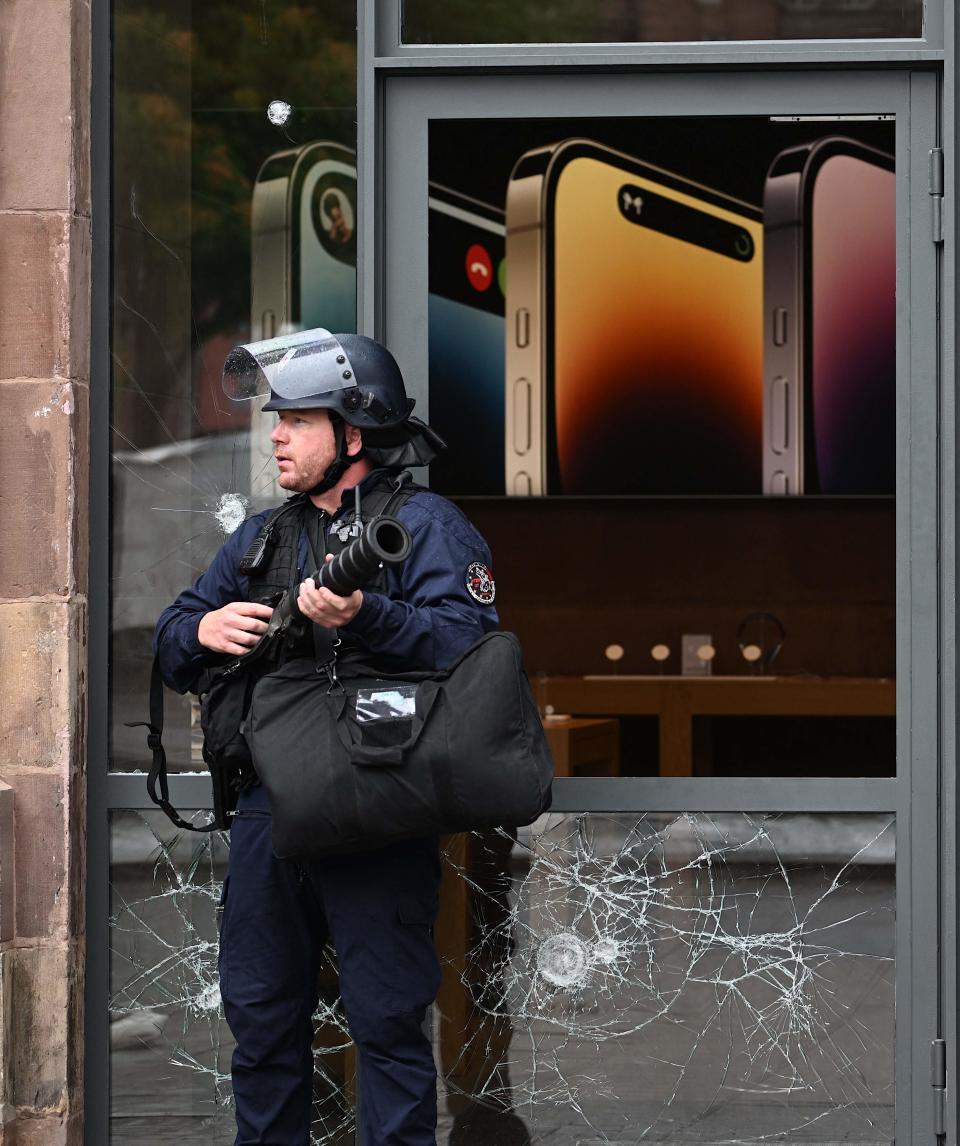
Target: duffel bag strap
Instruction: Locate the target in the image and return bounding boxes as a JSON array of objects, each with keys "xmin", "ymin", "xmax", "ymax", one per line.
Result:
[{"xmin": 127, "ymin": 656, "xmax": 218, "ymax": 833}]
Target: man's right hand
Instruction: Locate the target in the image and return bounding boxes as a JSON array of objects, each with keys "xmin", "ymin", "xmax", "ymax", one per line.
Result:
[{"xmin": 197, "ymin": 602, "xmax": 274, "ymax": 656}]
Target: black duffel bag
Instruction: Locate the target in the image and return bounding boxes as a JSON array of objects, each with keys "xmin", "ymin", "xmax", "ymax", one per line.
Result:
[{"xmin": 246, "ymin": 631, "xmax": 554, "ymax": 859}]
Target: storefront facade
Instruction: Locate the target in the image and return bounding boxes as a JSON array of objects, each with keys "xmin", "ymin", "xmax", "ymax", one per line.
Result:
[{"xmin": 2, "ymin": 1, "xmax": 958, "ymax": 1143}]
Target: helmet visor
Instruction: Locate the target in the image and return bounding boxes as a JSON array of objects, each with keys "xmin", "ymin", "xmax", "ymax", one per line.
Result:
[{"xmin": 222, "ymin": 328, "xmax": 357, "ymax": 403}]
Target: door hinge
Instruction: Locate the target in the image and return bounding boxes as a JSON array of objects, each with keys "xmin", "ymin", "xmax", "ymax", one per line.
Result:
[
  {"xmin": 929, "ymin": 148, "xmax": 944, "ymax": 244},
  {"xmin": 932, "ymin": 1038, "xmax": 946, "ymax": 1137}
]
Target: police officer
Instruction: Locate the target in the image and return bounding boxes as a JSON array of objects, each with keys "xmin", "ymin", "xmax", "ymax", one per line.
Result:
[{"xmin": 154, "ymin": 331, "xmax": 498, "ymax": 1145}]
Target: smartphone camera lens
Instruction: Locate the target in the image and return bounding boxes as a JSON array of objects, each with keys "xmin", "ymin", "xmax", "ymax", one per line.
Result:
[{"xmin": 733, "ymin": 231, "xmax": 754, "ymax": 260}]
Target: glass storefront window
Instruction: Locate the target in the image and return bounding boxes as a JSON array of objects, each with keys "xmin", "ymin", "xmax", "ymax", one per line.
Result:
[
  {"xmin": 110, "ymin": 811, "xmax": 234, "ymax": 1143},
  {"xmin": 437, "ymin": 813, "xmax": 895, "ymax": 1143},
  {"xmin": 110, "ymin": 812, "xmax": 894, "ymax": 1143},
  {"xmin": 110, "ymin": 1, "xmax": 358, "ymax": 773},
  {"xmin": 109, "ymin": 811, "xmax": 357, "ymax": 1144},
  {"xmin": 402, "ymin": 0, "xmax": 923, "ymax": 45},
  {"xmin": 429, "ymin": 113, "xmax": 896, "ymax": 778}
]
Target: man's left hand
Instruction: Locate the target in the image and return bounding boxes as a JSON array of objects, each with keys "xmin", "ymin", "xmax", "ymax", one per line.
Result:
[{"xmin": 297, "ymin": 565, "xmax": 363, "ymax": 628}]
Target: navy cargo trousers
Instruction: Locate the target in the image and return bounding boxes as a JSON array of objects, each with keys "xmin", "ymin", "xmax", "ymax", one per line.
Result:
[{"xmin": 218, "ymin": 795, "xmax": 442, "ymax": 1146}]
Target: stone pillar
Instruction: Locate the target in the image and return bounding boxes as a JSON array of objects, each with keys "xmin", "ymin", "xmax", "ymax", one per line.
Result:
[{"xmin": 0, "ymin": 0, "xmax": 91, "ymax": 1142}]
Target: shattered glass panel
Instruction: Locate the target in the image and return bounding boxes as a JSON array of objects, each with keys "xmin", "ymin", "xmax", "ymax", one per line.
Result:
[
  {"xmin": 111, "ymin": 0, "xmax": 358, "ymax": 772},
  {"xmin": 110, "ymin": 811, "xmax": 234, "ymax": 1142},
  {"xmin": 111, "ymin": 810, "xmax": 894, "ymax": 1144},
  {"xmin": 109, "ymin": 810, "xmax": 357, "ymax": 1145},
  {"xmin": 436, "ymin": 812, "xmax": 895, "ymax": 1144}
]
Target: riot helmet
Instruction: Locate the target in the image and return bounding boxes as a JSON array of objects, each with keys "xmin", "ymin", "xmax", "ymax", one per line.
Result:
[{"xmin": 222, "ymin": 329, "xmax": 445, "ymax": 491}]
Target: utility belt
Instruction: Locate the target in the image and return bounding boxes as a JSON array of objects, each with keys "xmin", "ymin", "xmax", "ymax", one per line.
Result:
[{"xmin": 135, "ymin": 651, "xmax": 264, "ymax": 835}]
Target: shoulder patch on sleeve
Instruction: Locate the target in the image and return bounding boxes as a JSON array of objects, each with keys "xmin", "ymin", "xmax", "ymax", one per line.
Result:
[{"xmin": 466, "ymin": 562, "xmax": 496, "ymax": 605}]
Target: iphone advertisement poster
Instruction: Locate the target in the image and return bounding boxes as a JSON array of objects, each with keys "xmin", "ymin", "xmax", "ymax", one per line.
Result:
[{"xmin": 251, "ymin": 116, "xmax": 895, "ymax": 497}]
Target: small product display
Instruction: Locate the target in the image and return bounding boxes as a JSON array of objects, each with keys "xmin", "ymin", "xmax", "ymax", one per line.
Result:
[
  {"xmin": 682, "ymin": 633, "xmax": 714, "ymax": 677},
  {"xmin": 741, "ymin": 643, "xmax": 764, "ymax": 667},
  {"xmin": 737, "ymin": 611, "xmax": 786, "ymax": 674}
]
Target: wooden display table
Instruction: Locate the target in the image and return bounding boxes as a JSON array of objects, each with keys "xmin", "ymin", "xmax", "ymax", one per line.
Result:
[
  {"xmin": 541, "ymin": 675, "xmax": 895, "ymax": 777},
  {"xmin": 543, "ymin": 716, "xmax": 620, "ymax": 777}
]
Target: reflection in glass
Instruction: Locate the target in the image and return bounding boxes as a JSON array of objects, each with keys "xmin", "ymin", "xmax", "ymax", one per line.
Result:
[
  {"xmin": 436, "ymin": 813, "xmax": 895, "ymax": 1143},
  {"xmin": 110, "ymin": 2, "xmax": 358, "ymax": 772},
  {"xmin": 403, "ymin": 0, "xmax": 923, "ymax": 45}
]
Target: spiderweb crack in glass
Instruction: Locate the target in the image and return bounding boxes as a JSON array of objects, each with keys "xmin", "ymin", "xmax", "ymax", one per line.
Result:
[
  {"xmin": 110, "ymin": 812, "xmax": 356, "ymax": 1144},
  {"xmin": 110, "ymin": 433, "xmax": 272, "ymax": 633},
  {"xmin": 109, "ymin": 811, "xmax": 894, "ymax": 1144},
  {"xmin": 214, "ymin": 492, "xmax": 250, "ymax": 535},
  {"xmin": 437, "ymin": 812, "xmax": 894, "ymax": 1143},
  {"xmin": 267, "ymin": 99, "xmax": 293, "ymax": 126}
]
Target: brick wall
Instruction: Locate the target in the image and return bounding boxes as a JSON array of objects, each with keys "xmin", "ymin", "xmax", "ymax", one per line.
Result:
[{"xmin": 0, "ymin": 0, "xmax": 90, "ymax": 1142}]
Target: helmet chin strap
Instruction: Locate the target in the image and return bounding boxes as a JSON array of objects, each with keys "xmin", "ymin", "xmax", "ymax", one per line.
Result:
[{"xmin": 307, "ymin": 413, "xmax": 363, "ymax": 496}]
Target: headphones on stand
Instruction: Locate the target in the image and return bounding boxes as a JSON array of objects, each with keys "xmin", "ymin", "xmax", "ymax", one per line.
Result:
[{"xmin": 736, "ymin": 612, "xmax": 786, "ymax": 674}]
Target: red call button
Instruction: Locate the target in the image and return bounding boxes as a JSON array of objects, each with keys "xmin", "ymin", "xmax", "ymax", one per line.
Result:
[{"xmin": 465, "ymin": 244, "xmax": 493, "ymax": 292}]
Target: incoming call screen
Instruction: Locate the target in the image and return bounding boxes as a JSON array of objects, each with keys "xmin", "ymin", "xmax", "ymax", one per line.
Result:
[{"xmin": 428, "ymin": 197, "xmax": 506, "ymax": 495}]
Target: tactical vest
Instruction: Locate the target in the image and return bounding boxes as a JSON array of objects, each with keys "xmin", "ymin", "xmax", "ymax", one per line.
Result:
[
  {"xmin": 141, "ymin": 470, "xmax": 421, "ymax": 833},
  {"xmin": 242, "ymin": 470, "xmax": 421, "ymax": 664},
  {"xmin": 240, "ymin": 494, "xmax": 309, "ymax": 605}
]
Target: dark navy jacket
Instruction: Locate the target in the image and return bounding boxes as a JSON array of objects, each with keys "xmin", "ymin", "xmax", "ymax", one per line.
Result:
[{"xmin": 154, "ymin": 471, "xmax": 498, "ymax": 695}]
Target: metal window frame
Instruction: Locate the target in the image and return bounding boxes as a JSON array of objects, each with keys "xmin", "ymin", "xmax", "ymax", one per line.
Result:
[
  {"xmin": 375, "ymin": 0, "xmax": 944, "ymax": 63},
  {"xmin": 374, "ymin": 64, "xmax": 944, "ymax": 1146},
  {"xmin": 103, "ymin": 772, "xmax": 897, "ymax": 814},
  {"xmin": 944, "ymin": 10, "xmax": 959, "ymax": 1146},
  {"xmin": 87, "ymin": 0, "xmax": 112, "ymax": 1140},
  {"xmin": 87, "ymin": 3, "xmax": 959, "ymax": 1145}
]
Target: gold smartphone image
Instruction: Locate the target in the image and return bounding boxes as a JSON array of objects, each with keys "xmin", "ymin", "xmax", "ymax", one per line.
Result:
[{"xmin": 505, "ymin": 139, "xmax": 763, "ymax": 495}]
